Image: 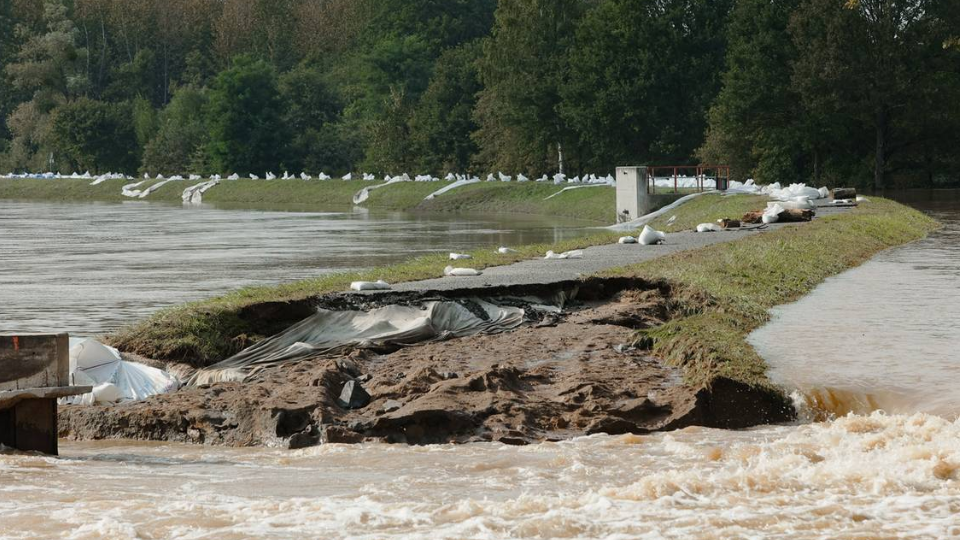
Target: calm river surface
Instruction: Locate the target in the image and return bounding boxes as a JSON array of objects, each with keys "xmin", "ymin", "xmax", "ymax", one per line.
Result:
[
  {"xmin": 2, "ymin": 197, "xmax": 960, "ymax": 539},
  {"xmin": 0, "ymin": 200, "xmax": 592, "ymax": 336}
]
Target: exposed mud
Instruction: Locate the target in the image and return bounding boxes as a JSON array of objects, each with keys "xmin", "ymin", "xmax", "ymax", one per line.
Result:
[{"xmin": 59, "ymin": 281, "xmax": 795, "ymax": 447}]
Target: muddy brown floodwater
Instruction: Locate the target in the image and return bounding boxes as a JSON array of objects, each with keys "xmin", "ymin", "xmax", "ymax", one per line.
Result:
[
  {"xmin": 2, "ymin": 197, "xmax": 960, "ymax": 539},
  {"xmin": 0, "ymin": 199, "xmax": 593, "ymax": 336}
]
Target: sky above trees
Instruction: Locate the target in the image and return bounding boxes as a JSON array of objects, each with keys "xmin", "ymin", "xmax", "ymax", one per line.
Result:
[{"xmin": 0, "ymin": 0, "xmax": 957, "ymax": 189}]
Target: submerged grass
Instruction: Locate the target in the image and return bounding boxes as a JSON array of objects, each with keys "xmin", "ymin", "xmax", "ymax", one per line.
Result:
[{"xmin": 606, "ymin": 197, "xmax": 939, "ymax": 388}]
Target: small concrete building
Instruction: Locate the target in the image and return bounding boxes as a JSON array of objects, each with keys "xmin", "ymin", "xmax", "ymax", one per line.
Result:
[
  {"xmin": 615, "ymin": 166, "xmax": 651, "ymax": 223},
  {"xmin": 0, "ymin": 334, "xmax": 90, "ymax": 454}
]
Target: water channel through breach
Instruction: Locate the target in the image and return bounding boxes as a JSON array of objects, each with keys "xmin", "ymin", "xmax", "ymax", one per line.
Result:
[{"xmin": 1, "ymin": 196, "xmax": 959, "ymax": 539}]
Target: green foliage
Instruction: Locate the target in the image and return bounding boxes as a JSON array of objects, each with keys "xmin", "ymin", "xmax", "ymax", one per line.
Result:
[
  {"xmin": 408, "ymin": 41, "xmax": 483, "ymax": 172},
  {"xmin": 205, "ymin": 55, "xmax": 289, "ymax": 174},
  {"xmin": 50, "ymin": 97, "xmax": 139, "ymax": 172},
  {"xmin": 141, "ymin": 85, "xmax": 209, "ymax": 175},
  {"xmin": 563, "ymin": 0, "xmax": 733, "ymax": 170},
  {"xmin": 699, "ymin": 0, "xmax": 808, "ymax": 183},
  {"xmin": 132, "ymin": 95, "xmax": 158, "ymax": 149},
  {"xmin": 474, "ymin": 0, "xmax": 585, "ymax": 174},
  {"xmin": 0, "ymin": 0, "xmax": 957, "ymax": 186},
  {"xmin": 278, "ymin": 64, "xmax": 357, "ymax": 174}
]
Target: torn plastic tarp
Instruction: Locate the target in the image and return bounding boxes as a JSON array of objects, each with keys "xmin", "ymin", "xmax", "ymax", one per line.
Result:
[
  {"xmin": 63, "ymin": 338, "xmax": 179, "ymax": 405},
  {"xmin": 189, "ymin": 299, "xmax": 527, "ymax": 385},
  {"xmin": 424, "ymin": 177, "xmax": 481, "ymax": 200}
]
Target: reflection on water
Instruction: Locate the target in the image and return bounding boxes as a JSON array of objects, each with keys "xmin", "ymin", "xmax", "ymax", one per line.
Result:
[
  {"xmin": 3, "ymin": 415, "xmax": 959, "ymax": 539},
  {"xmin": 0, "ymin": 200, "xmax": 593, "ymax": 336},
  {"xmin": 750, "ymin": 199, "xmax": 960, "ymax": 418}
]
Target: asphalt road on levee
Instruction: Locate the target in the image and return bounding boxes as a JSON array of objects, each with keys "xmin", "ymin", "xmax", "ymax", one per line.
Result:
[{"xmin": 386, "ymin": 203, "xmax": 851, "ymax": 293}]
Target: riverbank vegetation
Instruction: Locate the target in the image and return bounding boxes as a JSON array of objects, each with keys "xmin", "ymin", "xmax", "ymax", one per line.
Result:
[{"xmin": 1, "ymin": 1, "xmax": 958, "ymax": 190}]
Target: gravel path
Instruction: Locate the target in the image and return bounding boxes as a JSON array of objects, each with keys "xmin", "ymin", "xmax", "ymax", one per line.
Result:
[{"xmin": 384, "ymin": 202, "xmax": 852, "ymax": 293}]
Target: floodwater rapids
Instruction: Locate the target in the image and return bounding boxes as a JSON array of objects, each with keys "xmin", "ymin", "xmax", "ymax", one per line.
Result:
[{"xmin": 1, "ymin": 196, "xmax": 959, "ymax": 539}]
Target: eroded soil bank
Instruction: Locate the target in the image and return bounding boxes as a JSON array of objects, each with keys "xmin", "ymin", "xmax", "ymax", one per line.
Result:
[{"xmin": 58, "ymin": 279, "xmax": 794, "ymax": 448}]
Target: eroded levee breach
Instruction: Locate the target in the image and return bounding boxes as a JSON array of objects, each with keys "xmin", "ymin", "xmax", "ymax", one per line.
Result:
[{"xmin": 59, "ymin": 278, "xmax": 794, "ymax": 448}]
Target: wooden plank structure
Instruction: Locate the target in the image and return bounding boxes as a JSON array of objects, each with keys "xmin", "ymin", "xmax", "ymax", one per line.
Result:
[{"xmin": 0, "ymin": 334, "xmax": 90, "ymax": 454}]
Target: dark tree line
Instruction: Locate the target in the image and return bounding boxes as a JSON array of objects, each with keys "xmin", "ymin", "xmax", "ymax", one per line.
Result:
[{"xmin": 0, "ymin": 0, "xmax": 957, "ymax": 189}]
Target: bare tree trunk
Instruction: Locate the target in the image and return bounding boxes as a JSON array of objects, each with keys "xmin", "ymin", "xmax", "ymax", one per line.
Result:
[{"xmin": 874, "ymin": 108, "xmax": 887, "ymax": 191}]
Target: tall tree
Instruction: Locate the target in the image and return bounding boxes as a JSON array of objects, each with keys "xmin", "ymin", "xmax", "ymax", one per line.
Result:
[
  {"xmin": 4, "ymin": 0, "xmax": 88, "ymax": 170},
  {"xmin": 50, "ymin": 97, "xmax": 138, "ymax": 172},
  {"xmin": 408, "ymin": 41, "xmax": 483, "ymax": 173},
  {"xmin": 699, "ymin": 0, "xmax": 810, "ymax": 182},
  {"xmin": 141, "ymin": 85, "xmax": 209, "ymax": 174},
  {"xmin": 205, "ymin": 55, "xmax": 289, "ymax": 174},
  {"xmin": 474, "ymin": 0, "xmax": 585, "ymax": 174},
  {"xmin": 791, "ymin": 0, "xmax": 958, "ymax": 189},
  {"xmin": 562, "ymin": 0, "xmax": 733, "ymax": 172}
]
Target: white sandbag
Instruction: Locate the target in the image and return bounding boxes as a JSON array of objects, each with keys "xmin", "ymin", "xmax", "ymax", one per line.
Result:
[
  {"xmin": 497, "ymin": 247, "xmax": 517, "ymax": 254},
  {"xmin": 91, "ymin": 383, "xmax": 124, "ymax": 404},
  {"xmin": 449, "ymin": 253, "xmax": 472, "ymax": 260},
  {"xmin": 639, "ymin": 225, "xmax": 666, "ymax": 245},
  {"xmin": 762, "ymin": 202, "xmax": 785, "ymax": 224},
  {"xmin": 696, "ymin": 223, "xmax": 721, "ymax": 233},
  {"xmin": 350, "ymin": 280, "xmax": 391, "ymax": 291},
  {"xmin": 618, "ymin": 236, "xmax": 638, "ymax": 244},
  {"xmin": 768, "ymin": 199, "xmax": 814, "ymax": 211},
  {"xmin": 544, "ymin": 249, "xmax": 583, "ymax": 260},
  {"xmin": 856, "ymin": 195, "xmax": 869, "ymax": 202},
  {"xmin": 445, "ymin": 266, "xmax": 482, "ymax": 277},
  {"xmin": 818, "ymin": 187, "xmax": 830, "ymax": 198}
]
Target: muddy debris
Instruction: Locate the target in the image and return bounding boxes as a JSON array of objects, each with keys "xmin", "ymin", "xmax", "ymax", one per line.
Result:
[{"xmin": 59, "ymin": 283, "xmax": 794, "ymax": 448}]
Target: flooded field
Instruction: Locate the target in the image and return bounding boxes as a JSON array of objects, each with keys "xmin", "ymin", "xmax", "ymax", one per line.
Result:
[{"xmin": 0, "ymin": 200, "xmax": 592, "ymax": 336}]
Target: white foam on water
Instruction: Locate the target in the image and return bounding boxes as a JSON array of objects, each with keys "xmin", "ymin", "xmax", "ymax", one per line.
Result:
[{"xmin": 2, "ymin": 414, "xmax": 960, "ymax": 539}]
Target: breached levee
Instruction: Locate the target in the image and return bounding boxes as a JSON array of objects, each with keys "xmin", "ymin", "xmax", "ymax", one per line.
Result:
[{"xmin": 58, "ymin": 278, "xmax": 794, "ymax": 448}]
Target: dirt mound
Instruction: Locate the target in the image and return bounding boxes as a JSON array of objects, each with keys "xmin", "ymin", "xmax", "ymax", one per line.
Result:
[{"xmin": 59, "ymin": 288, "xmax": 793, "ymax": 447}]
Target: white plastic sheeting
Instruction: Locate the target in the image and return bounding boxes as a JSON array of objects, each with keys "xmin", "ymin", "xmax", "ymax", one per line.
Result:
[
  {"xmin": 543, "ymin": 183, "xmax": 612, "ymax": 201},
  {"xmin": 607, "ymin": 192, "xmax": 713, "ymax": 232},
  {"xmin": 424, "ymin": 177, "xmax": 481, "ymax": 200},
  {"xmin": 189, "ymin": 300, "xmax": 527, "ymax": 385},
  {"xmin": 618, "ymin": 236, "xmax": 638, "ymax": 244},
  {"xmin": 63, "ymin": 338, "xmax": 179, "ymax": 404},
  {"xmin": 353, "ymin": 175, "xmax": 409, "ymax": 205},
  {"xmin": 182, "ymin": 179, "xmax": 220, "ymax": 204}
]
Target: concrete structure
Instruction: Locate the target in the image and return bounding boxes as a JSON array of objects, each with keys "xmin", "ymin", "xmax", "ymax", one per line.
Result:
[
  {"xmin": 615, "ymin": 166, "xmax": 651, "ymax": 223},
  {"xmin": 0, "ymin": 334, "xmax": 89, "ymax": 454}
]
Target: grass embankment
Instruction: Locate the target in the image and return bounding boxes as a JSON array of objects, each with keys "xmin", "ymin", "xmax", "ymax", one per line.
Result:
[
  {"xmin": 605, "ymin": 197, "xmax": 939, "ymax": 389},
  {"xmin": 108, "ymin": 194, "xmax": 768, "ymax": 366},
  {"xmin": 0, "ymin": 177, "xmax": 624, "ymax": 222}
]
